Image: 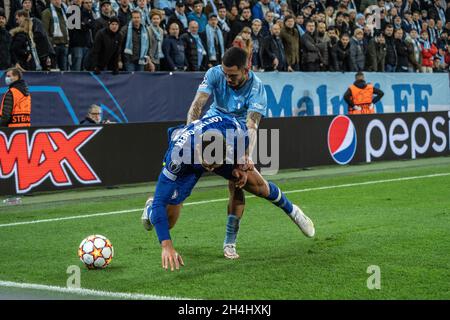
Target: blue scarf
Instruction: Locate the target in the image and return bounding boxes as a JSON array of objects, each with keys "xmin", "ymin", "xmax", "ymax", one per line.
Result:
[
  {"xmin": 191, "ymin": 32, "xmax": 205, "ymax": 69},
  {"xmin": 420, "ymin": 38, "xmax": 431, "ymax": 49},
  {"xmin": 124, "ymin": 21, "xmax": 149, "ymax": 65},
  {"xmin": 149, "ymin": 23, "xmax": 164, "ymax": 60},
  {"xmin": 205, "ymin": 24, "xmax": 224, "ymax": 61},
  {"xmin": 50, "ymin": 3, "xmax": 68, "ymax": 38},
  {"xmin": 175, "ymin": 11, "xmax": 188, "ymax": 29},
  {"xmin": 135, "ymin": 4, "xmax": 151, "ymax": 26}
]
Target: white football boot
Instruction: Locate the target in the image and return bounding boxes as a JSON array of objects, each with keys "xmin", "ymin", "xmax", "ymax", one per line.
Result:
[
  {"xmin": 290, "ymin": 205, "xmax": 315, "ymax": 237},
  {"xmin": 141, "ymin": 197, "xmax": 153, "ymax": 231},
  {"xmin": 223, "ymin": 244, "xmax": 240, "ymax": 259}
]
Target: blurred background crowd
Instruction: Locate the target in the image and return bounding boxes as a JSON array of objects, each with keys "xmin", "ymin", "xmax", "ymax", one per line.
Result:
[{"xmin": 0, "ymin": 0, "xmax": 449, "ymax": 73}]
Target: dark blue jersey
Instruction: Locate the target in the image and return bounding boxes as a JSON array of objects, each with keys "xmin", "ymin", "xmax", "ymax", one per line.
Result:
[{"xmin": 150, "ymin": 115, "xmax": 248, "ymax": 242}]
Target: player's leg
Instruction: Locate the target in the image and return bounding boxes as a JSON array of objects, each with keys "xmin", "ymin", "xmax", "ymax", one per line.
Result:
[
  {"xmin": 243, "ymin": 169, "xmax": 315, "ymax": 237},
  {"xmin": 223, "ymin": 181, "xmax": 245, "ymax": 259},
  {"xmin": 142, "ymin": 198, "xmax": 182, "ymax": 231}
]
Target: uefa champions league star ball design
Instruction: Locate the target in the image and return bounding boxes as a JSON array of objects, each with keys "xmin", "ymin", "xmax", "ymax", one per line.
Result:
[{"xmin": 78, "ymin": 235, "xmax": 114, "ymax": 269}]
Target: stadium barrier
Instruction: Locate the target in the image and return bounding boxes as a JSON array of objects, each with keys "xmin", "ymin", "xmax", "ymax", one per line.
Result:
[
  {"xmin": 0, "ymin": 71, "xmax": 449, "ymax": 126},
  {"xmin": 1, "ymin": 111, "xmax": 449, "ymax": 196}
]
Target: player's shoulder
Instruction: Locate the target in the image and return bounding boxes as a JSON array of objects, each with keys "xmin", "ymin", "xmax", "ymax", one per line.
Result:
[{"xmin": 249, "ymin": 71, "xmax": 265, "ymax": 89}]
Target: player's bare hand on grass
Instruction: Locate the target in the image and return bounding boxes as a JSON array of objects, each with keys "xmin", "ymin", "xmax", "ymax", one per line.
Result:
[{"xmin": 161, "ymin": 240, "xmax": 184, "ymax": 271}]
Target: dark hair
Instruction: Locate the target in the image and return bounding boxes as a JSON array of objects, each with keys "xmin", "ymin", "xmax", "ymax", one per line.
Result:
[
  {"xmin": 15, "ymin": 9, "xmax": 30, "ymax": 18},
  {"xmin": 132, "ymin": 9, "xmax": 142, "ymax": 17},
  {"xmin": 384, "ymin": 23, "xmax": 393, "ymax": 30},
  {"xmin": 6, "ymin": 67, "xmax": 23, "ymax": 80},
  {"xmin": 340, "ymin": 33, "xmax": 350, "ymax": 39},
  {"xmin": 355, "ymin": 71, "xmax": 364, "ymax": 79},
  {"xmin": 222, "ymin": 47, "xmax": 248, "ymax": 69},
  {"xmin": 284, "ymin": 15, "xmax": 295, "ymax": 23}
]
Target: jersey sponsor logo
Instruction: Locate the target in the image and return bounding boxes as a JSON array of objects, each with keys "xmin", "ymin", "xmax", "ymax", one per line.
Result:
[
  {"xmin": 328, "ymin": 115, "xmax": 357, "ymax": 165},
  {"xmin": 0, "ymin": 127, "xmax": 102, "ymax": 193},
  {"xmin": 198, "ymin": 75, "xmax": 208, "ymax": 89}
]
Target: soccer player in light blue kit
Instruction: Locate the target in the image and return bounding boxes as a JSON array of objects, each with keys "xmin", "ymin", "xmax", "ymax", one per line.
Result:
[
  {"xmin": 186, "ymin": 46, "xmax": 279, "ymax": 259},
  {"xmin": 141, "ymin": 115, "xmax": 315, "ymax": 271}
]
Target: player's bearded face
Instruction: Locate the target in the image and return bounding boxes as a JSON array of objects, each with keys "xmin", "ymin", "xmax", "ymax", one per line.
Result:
[{"xmin": 222, "ymin": 65, "xmax": 249, "ymax": 89}]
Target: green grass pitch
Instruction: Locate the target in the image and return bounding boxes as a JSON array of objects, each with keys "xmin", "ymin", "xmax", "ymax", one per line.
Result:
[{"xmin": 0, "ymin": 157, "xmax": 449, "ymax": 299}]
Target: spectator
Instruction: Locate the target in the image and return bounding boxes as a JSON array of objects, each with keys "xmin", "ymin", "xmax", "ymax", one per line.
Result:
[
  {"xmin": 419, "ymin": 29, "xmax": 438, "ymax": 72},
  {"xmin": 360, "ymin": 0, "xmax": 377, "ymax": 12},
  {"xmin": 148, "ymin": 9, "xmax": 164, "ymax": 71},
  {"xmin": 393, "ymin": 27, "xmax": 413, "ymax": 72},
  {"xmin": 432, "ymin": 56, "xmax": 446, "ymax": 72},
  {"xmin": 250, "ymin": 18, "xmax": 263, "ymax": 71},
  {"xmin": 93, "ymin": 0, "xmax": 116, "ymax": 38},
  {"xmin": 10, "ymin": 17, "xmax": 42, "ymax": 70},
  {"xmin": 1, "ymin": 0, "xmax": 21, "ymax": 30},
  {"xmin": 295, "ymin": 14, "xmax": 305, "ymax": 36},
  {"xmin": 252, "ymin": 0, "xmax": 273, "ymax": 21},
  {"xmin": 232, "ymin": 26, "xmax": 252, "ymax": 69},
  {"xmin": 69, "ymin": 0, "xmax": 96, "ymax": 71},
  {"xmin": 117, "ymin": 0, "xmax": 132, "ymax": 28},
  {"xmin": 42, "ymin": 0, "xmax": 70, "ymax": 71},
  {"xmin": 384, "ymin": 24, "xmax": 396, "ymax": 71},
  {"xmin": 366, "ymin": 32, "xmax": 386, "ymax": 71},
  {"xmin": 85, "ymin": 15, "xmax": 122, "ymax": 73},
  {"xmin": 217, "ymin": 4, "xmax": 231, "ymax": 35},
  {"xmin": 135, "ymin": 0, "xmax": 151, "ymax": 27},
  {"xmin": 411, "ymin": 10, "xmax": 422, "ymax": 33},
  {"xmin": 316, "ymin": 21, "xmax": 330, "ymax": 70},
  {"xmin": 406, "ymin": 28, "xmax": 422, "ymax": 72},
  {"xmin": 228, "ymin": 6, "xmax": 252, "ymax": 47},
  {"xmin": 15, "ymin": 9, "xmax": 53, "ymax": 71},
  {"xmin": 331, "ymin": 33, "xmax": 352, "ymax": 71},
  {"xmin": 162, "ymin": 22, "xmax": 186, "ymax": 71},
  {"xmin": 0, "ymin": 67, "xmax": 31, "ymax": 127},
  {"xmin": 121, "ymin": 10, "xmax": 150, "ymax": 71},
  {"xmin": 187, "ymin": 0, "xmax": 207, "ymax": 33},
  {"xmin": 260, "ymin": 10, "xmax": 274, "ymax": 38},
  {"xmin": 335, "ymin": 11, "xmax": 350, "ymax": 35},
  {"xmin": 201, "ymin": 13, "xmax": 225, "ymax": 67},
  {"xmin": 301, "ymin": 20, "xmax": 321, "ymax": 71},
  {"xmin": 428, "ymin": 0, "xmax": 446, "ymax": 24},
  {"xmin": 0, "ymin": 8, "xmax": 11, "ymax": 70},
  {"xmin": 181, "ymin": 20, "xmax": 207, "ymax": 71},
  {"xmin": 21, "ymin": 0, "xmax": 45, "ymax": 20},
  {"xmin": 280, "ymin": 15, "xmax": 300, "ymax": 72},
  {"xmin": 350, "ymin": 28, "xmax": 366, "ymax": 71},
  {"xmin": 168, "ymin": 0, "xmax": 189, "ymax": 34},
  {"xmin": 260, "ymin": 23, "xmax": 287, "ymax": 71},
  {"xmin": 426, "ymin": 18, "xmax": 438, "ymax": 44},
  {"xmin": 80, "ymin": 104, "xmax": 106, "ymax": 124}
]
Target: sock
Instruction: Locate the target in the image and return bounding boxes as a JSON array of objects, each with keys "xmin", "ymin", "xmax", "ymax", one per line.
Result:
[
  {"xmin": 265, "ymin": 181, "xmax": 294, "ymax": 215},
  {"xmin": 224, "ymin": 214, "xmax": 240, "ymax": 246}
]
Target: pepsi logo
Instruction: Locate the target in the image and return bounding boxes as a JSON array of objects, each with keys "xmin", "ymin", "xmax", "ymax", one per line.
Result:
[{"xmin": 328, "ymin": 116, "xmax": 357, "ymax": 165}]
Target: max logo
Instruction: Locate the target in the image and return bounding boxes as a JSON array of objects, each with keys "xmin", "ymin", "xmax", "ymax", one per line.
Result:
[{"xmin": 0, "ymin": 128, "xmax": 102, "ymax": 193}]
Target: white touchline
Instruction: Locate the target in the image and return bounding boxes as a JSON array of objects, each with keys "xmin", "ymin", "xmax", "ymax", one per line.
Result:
[
  {"xmin": 0, "ymin": 280, "xmax": 193, "ymax": 300},
  {"xmin": 0, "ymin": 172, "xmax": 449, "ymax": 229}
]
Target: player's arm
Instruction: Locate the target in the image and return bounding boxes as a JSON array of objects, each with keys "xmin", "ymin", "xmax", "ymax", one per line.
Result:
[
  {"xmin": 187, "ymin": 91, "xmax": 210, "ymax": 124},
  {"xmin": 151, "ymin": 174, "xmax": 184, "ymax": 271},
  {"xmin": 246, "ymin": 111, "xmax": 262, "ymax": 166}
]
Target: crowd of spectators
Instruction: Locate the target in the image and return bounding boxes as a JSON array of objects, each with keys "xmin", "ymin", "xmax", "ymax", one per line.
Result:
[{"xmin": 0, "ymin": 0, "xmax": 449, "ymax": 73}]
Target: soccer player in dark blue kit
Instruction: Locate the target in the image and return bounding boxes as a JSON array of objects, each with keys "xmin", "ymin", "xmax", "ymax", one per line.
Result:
[{"xmin": 141, "ymin": 115, "xmax": 315, "ymax": 271}]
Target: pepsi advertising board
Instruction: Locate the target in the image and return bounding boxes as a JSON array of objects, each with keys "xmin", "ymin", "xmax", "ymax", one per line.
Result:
[{"xmin": 1, "ymin": 112, "xmax": 449, "ymax": 196}]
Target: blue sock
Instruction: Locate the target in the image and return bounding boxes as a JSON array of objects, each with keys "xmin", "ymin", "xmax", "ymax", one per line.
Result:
[
  {"xmin": 265, "ymin": 181, "xmax": 294, "ymax": 215},
  {"xmin": 224, "ymin": 214, "xmax": 240, "ymax": 245}
]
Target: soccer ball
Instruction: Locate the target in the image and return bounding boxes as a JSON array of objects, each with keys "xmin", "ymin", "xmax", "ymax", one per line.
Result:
[{"xmin": 78, "ymin": 235, "xmax": 114, "ymax": 269}]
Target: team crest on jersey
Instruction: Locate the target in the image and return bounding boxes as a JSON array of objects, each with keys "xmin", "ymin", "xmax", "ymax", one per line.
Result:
[{"xmin": 168, "ymin": 160, "xmax": 182, "ymax": 174}]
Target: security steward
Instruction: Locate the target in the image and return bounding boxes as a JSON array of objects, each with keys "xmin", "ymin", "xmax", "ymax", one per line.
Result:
[
  {"xmin": 344, "ymin": 72, "xmax": 384, "ymax": 115},
  {"xmin": 0, "ymin": 68, "xmax": 31, "ymax": 127}
]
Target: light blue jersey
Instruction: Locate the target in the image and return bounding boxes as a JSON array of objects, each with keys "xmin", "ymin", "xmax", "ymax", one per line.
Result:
[{"xmin": 197, "ymin": 66, "xmax": 268, "ymax": 122}]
